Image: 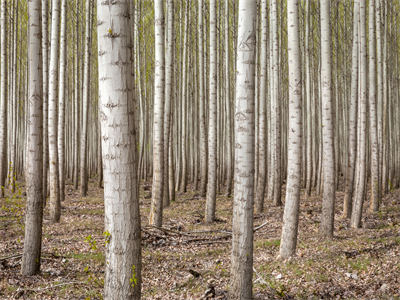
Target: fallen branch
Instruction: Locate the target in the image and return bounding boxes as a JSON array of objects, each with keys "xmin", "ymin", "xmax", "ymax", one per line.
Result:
[
  {"xmin": 0, "ymin": 253, "xmax": 22, "ymax": 262},
  {"xmin": 253, "ymin": 221, "xmax": 268, "ymax": 232}
]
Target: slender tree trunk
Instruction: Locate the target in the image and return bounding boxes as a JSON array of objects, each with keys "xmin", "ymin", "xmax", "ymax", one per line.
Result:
[
  {"xmin": 48, "ymin": 0, "xmax": 61, "ymax": 222},
  {"xmin": 368, "ymin": 0, "xmax": 380, "ymax": 213},
  {"xmin": 0, "ymin": 0, "xmax": 8, "ymax": 198},
  {"xmin": 224, "ymin": 0, "xmax": 233, "ymax": 196},
  {"xmin": 230, "ymin": 0, "xmax": 256, "ymax": 298},
  {"xmin": 22, "ymin": 0, "xmax": 44, "ymax": 275},
  {"xmin": 57, "ymin": 0, "xmax": 67, "ymax": 203},
  {"xmin": 343, "ymin": 0, "xmax": 359, "ymax": 219},
  {"xmin": 163, "ymin": 0, "xmax": 174, "ymax": 208},
  {"xmin": 271, "ymin": 0, "xmax": 282, "ymax": 207},
  {"xmin": 320, "ymin": 0, "xmax": 335, "ymax": 238},
  {"xmin": 42, "ymin": 0, "xmax": 49, "ymax": 203},
  {"xmin": 198, "ymin": 0, "xmax": 208, "ymax": 198},
  {"xmin": 73, "ymin": 0, "xmax": 80, "ymax": 190},
  {"xmin": 351, "ymin": 0, "xmax": 367, "ymax": 229},
  {"xmin": 279, "ymin": 0, "xmax": 302, "ymax": 259},
  {"xmin": 255, "ymin": 0, "xmax": 267, "ymax": 213},
  {"xmin": 205, "ymin": 0, "xmax": 217, "ymax": 223},
  {"xmin": 97, "ymin": 1, "xmax": 141, "ymax": 298},
  {"xmin": 80, "ymin": 0, "xmax": 92, "ymax": 197},
  {"xmin": 149, "ymin": 0, "xmax": 165, "ymax": 227}
]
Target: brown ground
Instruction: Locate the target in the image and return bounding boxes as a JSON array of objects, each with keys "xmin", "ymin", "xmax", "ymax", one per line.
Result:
[{"xmin": 1, "ymin": 180, "xmax": 400, "ymax": 299}]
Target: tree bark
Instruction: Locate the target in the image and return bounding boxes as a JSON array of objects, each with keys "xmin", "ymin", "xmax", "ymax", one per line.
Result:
[
  {"xmin": 0, "ymin": 0, "xmax": 8, "ymax": 198},
  {"xmin": 351, "ymin": 0, "xmax": 367, "ymax": 229},
  {"xmin": 320, "ymin": 0, "xmax": 336, "ymax": 238},
  {"xmin": 343, "ymin": 0, "xmax": 359, "ymax": 219},
  {"xmin": 80, "ymin": 0, "xmax": 92, "ymax": 197},
  {"xmin": 22, "ymin": 0, "xmax": 44, "ymax": 275},
  {"xmin": 279, "ymin": 0, "xmax": 302, "ymax": 259},
  {"xmin": 97, "ymin": 0, "xmax": 141, "ymax": 298},
  {"xmin": 149, "ymin": 0, "xmax": 165, "ymax": 227},
  {"xmin": 205, "ymin": 0, "xmax": 217, "ymax": 223},
  {"xmin": 255, "ymin": 0, "xmax": 267, "ymax": 213},
  {"xmin": 48, "ymin": 0, "xmax": 61, "ymax": 222},
  {"xmin": 230, "ymin": 0, "xmax": 256, "ymax": 298},
  {"xmin": 57, "ymin": 0, "xmax": 67, "ymax": 203}
]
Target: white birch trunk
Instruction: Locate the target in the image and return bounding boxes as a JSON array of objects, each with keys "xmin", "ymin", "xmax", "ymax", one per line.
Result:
[
  {"xmin": 57, "ymin": 0, "xmax": 67, "ymax": 203},
  {"xmin": 230, "ymin": 0, "xmax": 256, "ymax": 297},
  {"xmin": 320, "ymin": 0, "xmax": 336, "ymax": 238},
  {"xmin": 80, "ymin": 0, "xmax": 92, "ymax": 197},
  {"xmin": 48, "ymin": 0, "xmax": 61, "ymax": 222},
  {"xmin": 255, "ymin": 0, "xmax": 267, "ymax": 213},
  {"xmin": 368, "ymin": 0, "xmax": 380, "ymax": 212},
  {"xmin": 163, "ymin": 0, "xmax": 174, "ymax": 208},
  {"xmin": 279, "ymin": 0, "xmax": 302, "ymax": 259},
  {"xmin": 205, "ymin": 0, "xmax": 217, "ymax": 223},
  {"xmin": 149, "ymin": 0, "xmax": 165, "ymax": 227},
  {"xmin": 22, "ymin": 0, "xmax": 44, "ymax": 275},
  {"xmin": 0, "ymin": 0, "xmax": 7, "ymax": 197},
  {"xmin": 351, "ymin": 0, "xmax": 367, "ymax": 229},
  {"xmin": 271, "ymin": 0, "xmax": 282, "ymax": 207},
  {"xmin": 42, "ymin": 0, "xmax": 49, "ymax": 202},
  {"xmin": 198, "ymin": 0, "xmax": 208, "ymax": 197},
  {"xmin": 343, "ymin": 0, "xmax": 359, "ymax": 219},
  {"xmin": 97, "ymin": 0, "xmax": 141, "ymax": 298}
]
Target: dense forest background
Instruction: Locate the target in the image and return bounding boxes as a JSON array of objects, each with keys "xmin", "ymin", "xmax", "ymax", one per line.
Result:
[{"xmin": 1, "ymin": 0, "xmax": 400, "ymax": 299}]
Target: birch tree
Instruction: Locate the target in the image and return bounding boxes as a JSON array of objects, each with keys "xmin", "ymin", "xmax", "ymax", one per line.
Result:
[
  {"xmin": 320, "ymin": 0, "xmax": 336, "ymax": 238},
  {"xmin": 368, "ymin": 0, "xmax": 380, "ymax": 212},
  {"xmin": 271, "ymin": 0, "xmax": 282, "ymax": 207},
  {"xmin": 163, "ymin": 0, "xmax": 174, "ymax": 208},
  {"xmin": 57, "ymin": 0, "xmax": 67, "ymax": 203},
  {"xmin": 42, "ymin": 0, "xmax": 49, "ymax": 202},
  {"xmin": 198, "ymin": 0, "xmax": 208, "ymax": 198},
  {"xmin": 205, "ymin": 0, "xmax": 217, "ymax": 223},
  {"xmin": 21, "ymin": 0, "xmax": 43, "ymax": 275},
  {"xmin": 351, "ymin": 0, "xmax": 367, "ymax": 229},
  {"xmin": 230, "ymin": 0, "xmax": 256, "ymax": 297},
  {"xmin": 97, "ymin": 0, "xmax": 141, "ymax": 297},
  {"xmin": 279, "ymin": 0, "xmax": 302, "ymax": 259},
  {"xmin": 48, "ymin": 0, "xmax": 61, "ymax": 222},
  {"xmin": 255, "ymin": 0, "xmax": 268, "ymax": 213},
  {"xmin": 149, "ymin": 0, "xmax": 165, "ymax": 227},
  {"xmin": 343, "ymin": 0, "xmax": 359, "ymax": 219},
  {"xmin": 0, "ymin": 0, "xmax": 7, "ymax": 198},
  {"xmin": 80, "ymin": 0, "xmax": 92, "ymax": 197}
]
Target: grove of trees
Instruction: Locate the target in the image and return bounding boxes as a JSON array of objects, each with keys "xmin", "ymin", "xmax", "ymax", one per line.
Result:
[{"xmin": 0, "ymin": 0, "xmax": 399, "ymax": 298}]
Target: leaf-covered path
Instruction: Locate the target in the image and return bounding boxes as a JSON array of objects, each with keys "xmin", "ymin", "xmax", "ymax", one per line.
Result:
[{"xmin": 1, "ymin": 181, "xmax": 400, "ymax": 299}]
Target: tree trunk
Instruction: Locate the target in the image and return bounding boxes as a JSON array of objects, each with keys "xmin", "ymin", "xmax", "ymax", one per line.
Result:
[
  {"xmin": 42, "ymin": 0, "xmax": 49, "ymax": 203},
  {"xmin": 22, "ymin": 0, "xmax": 44, "ymax": 275},
  {"xmin": 80, "ymin": 0, "xmax": 92, "ymax": 197},
  {"xmin": 271, "ymin": 0, "xmax": 282, "ymax": 207},
  {"xmin": 279, "ymin": 0, "xmax": 302, "ymax": 259},
  {"xmin": 97, "ymin": 0, "xmax": 141, "ymax": 298},
  {"xmin": 343, "ymin": 0, "xmax": 359, "ymax": 219},
  {"xmin": 351, "ymin": 0, "xmax": 367, "ymax": 229},
  {"xmin": 48, "ymin": 0, "xmax": 61, "ymax": 222},
  {"xmin": 57, "ymin": 0, "xmax": 67, "ymax": 203},
  {"xmin": 255, "ymin": 0, "xmax": 267, "ymax": 213},
  {"xmin": 205, "ymin": 0, "xmax": 217, "ymax": 223},
  {"xmin": 163, "ymin": 0, "xmax": 174, "ymax": 208},
  {"xmin": 230, "ymin": 0, "xmax": 256, "ymax": 298},
  {"xmin": 368, "ymin": 0, "xmax": 380, "ymax": 212},
  {"xmin": 320, "ymin": 0, "xmax": 336, "ymax": 238},
  {"xmin": 0, "ymin": 0, "xmax": 8, "ymax": 198},
  {"xmin": 198, "ymin": 0, "xmax": 208, "ymax": 198},
  {"xmin": 149, "ymin": 0, "xmax": 165, "ymax": 227}
]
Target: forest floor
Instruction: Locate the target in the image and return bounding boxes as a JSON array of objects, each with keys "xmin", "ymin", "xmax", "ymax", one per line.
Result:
[{"xmin": 0, "ymin": 180, "xmax": 400, "ymax": 299}]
